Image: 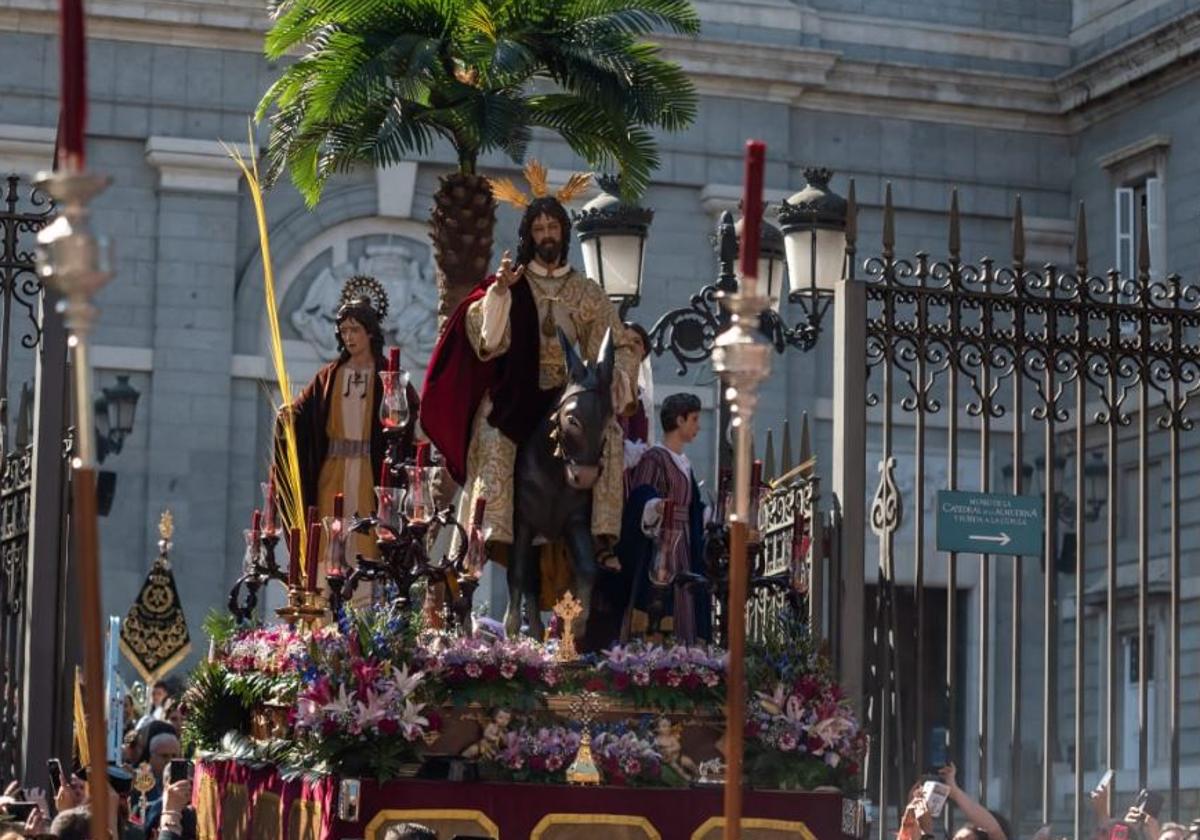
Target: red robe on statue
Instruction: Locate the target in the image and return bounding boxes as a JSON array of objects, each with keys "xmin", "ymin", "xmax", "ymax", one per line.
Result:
[{"xmin": 419, "ymin": 275, "xmax": 553, "ymax": 484}]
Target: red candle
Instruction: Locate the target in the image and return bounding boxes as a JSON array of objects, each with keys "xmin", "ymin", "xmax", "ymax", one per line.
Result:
[
  {"xmin": 58, "ymin": 0, "xmax": 87, "ymax": 171},
  {"xmin": 472, "ymin": 497, "xmax": 487, "ymax": 529},
  {"xmin": 416, "ymin": 441, "xmax": 428, "ymax": 469},
  {"xmin": 739, "ymin": 140, "xmax": 767, "ymax": 283},
  {"xmin": 333, "ymin": 493, "xmax": 344, "ymax": 519},
  {"xmin": 379, "ymin": 458, "xmax": 389, "ymax": 489},
  {"xmin": 388, "ymin": 347, "xmax": 400, "ymax": 373},
  {"xmin": 250, "ymin": 509, "xmax": 261, "ymax": 540},
  {"xmin": 305, "ymin": 521, "xmax": 321, "ymax": 593},
  {"xmin": 287, "ymin": 527, "xmax": 301, "ymax": 588},
  {"xmin": 751, "ymin": 459, "xmax": 763, "ymax": 490}
]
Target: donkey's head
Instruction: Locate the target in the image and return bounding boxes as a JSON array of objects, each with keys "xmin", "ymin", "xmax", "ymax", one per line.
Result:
[{"xmin": 553, "ymin": 328, "xmax": 615, "ymax": 490}]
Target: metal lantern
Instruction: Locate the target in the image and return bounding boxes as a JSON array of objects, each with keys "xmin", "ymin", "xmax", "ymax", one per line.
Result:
[
  {"xmin": 574, "ymin": 175, "xmax": 654, "ymax": 317},
  {"xmin": 778, "ymin": 167, "xmax": 849, "ymax": 297},
  {"xmin": 735, "ymin": 215, "xmax": 787, "ymax": 313},
  {"xmin": 102, "ymin": 374, "xmax": 140, "ymax": 437}
]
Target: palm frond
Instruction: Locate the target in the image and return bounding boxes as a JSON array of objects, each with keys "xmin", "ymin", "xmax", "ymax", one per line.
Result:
[
  {"xmin": 560, "ymin": 0, "xmax": 700, "ymax": 37},
  {"xmin": 258, "ymin": 0, "xmax": 698, "ymax": 202}
]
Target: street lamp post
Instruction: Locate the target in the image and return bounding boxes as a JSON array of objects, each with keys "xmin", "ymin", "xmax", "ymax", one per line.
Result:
[
  {"xmin": 95, "ymin": 374, "xmax": 140, "ymax": 463},
  {"xmin": 574, "ymin": 175, "xmax": 654, "ymax": 321}
]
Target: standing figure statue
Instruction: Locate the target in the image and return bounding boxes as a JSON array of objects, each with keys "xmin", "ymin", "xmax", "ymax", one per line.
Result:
[
  {"xmin": 616, "ymin": 393, "xmax": 712, "ymax": 643},
  {"xmin": 421, "ymin": 163, "xmax": 639, "ymax": 639},
  {"xmin": 280, "ymin": 277, "xmax": 420, "ymax": 581}
]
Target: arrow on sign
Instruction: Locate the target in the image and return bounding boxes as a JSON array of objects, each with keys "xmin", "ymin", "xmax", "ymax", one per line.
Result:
[{"xmin": 969, "ymin": 533, "xmax": 1012, "ymax": 546}]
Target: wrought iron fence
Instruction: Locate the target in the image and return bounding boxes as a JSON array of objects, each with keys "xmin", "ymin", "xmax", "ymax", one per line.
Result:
[
  {"xmin": 851, "ymin": 183, "xmax": 1194, "ymax": 836},
  {"xmin": 0, "ymin": 174, "xmax": 53, "ymax": 781}
]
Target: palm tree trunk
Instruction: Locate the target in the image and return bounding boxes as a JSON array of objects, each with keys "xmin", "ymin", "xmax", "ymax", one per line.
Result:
[{"xmin": 431, "ymin": 172, "xmax": 496, "ymax": 331}]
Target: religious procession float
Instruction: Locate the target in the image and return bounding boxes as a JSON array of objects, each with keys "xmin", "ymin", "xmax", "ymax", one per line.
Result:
[{"xmin": 175, "ymin": 153, "xmax": 867, "ymax": 840}]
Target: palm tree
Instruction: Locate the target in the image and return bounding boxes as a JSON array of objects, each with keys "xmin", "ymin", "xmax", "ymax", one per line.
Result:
[{"xmin": 256, "ymin": 0, "xmax": 701, "ymax": 321}]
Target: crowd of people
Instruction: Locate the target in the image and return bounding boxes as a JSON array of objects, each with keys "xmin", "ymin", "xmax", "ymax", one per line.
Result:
[
  {"xmin": 896, "ymin": 763, "xmax": 1200, "ymax": 840},
  {"xmin": 0, "ymin": 678, "xmax": 193, "ymax": 840}
]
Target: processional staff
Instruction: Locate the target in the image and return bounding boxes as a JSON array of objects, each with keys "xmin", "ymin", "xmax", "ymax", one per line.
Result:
[
  {"xmin": 36, "ymin": 1, "xmax": 114, "ymax": 838},
  {"xmin": 715, "ymin": 140, "xmax": 773, "ymax": 840}
]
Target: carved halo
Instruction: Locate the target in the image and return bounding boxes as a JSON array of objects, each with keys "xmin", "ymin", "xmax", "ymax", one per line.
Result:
[{"xmin": 338, "ymin": 274, "xmax": 390, "ymax": 321}]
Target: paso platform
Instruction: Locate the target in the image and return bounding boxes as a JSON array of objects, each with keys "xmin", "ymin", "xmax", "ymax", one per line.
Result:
[{"xmin": 195, "ymin": 760, "xmax": 858, "ymax": 840}]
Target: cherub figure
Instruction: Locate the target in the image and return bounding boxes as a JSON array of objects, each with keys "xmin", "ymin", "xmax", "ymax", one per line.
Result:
[
  {"xmin": 654, "ymin": 716, "xmax": 696, "ymax": 780},
  {"xmin": 461, "ymin": 708, "xmax": 512, "ymax": 761}
]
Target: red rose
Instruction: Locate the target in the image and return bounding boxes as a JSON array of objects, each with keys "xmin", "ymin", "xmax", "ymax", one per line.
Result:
[
  {"xmin": 653, "ymin": 670, "xmax": 671, "ymax": 686},
  {"xmin": 530, "ymin": 756, "xmax": 546, "ymax": 771},
  {"xmin": 425, "ymin": 709, "xmax": 443, "ymax": 732},
  {"xmin": 584, "ymin": 677, "xmax": 606, "ymax": 692},
  {"xmin": 321, "ymin": 719, "xmax": 338, "ymax": 736},
  {"xmin": 806, "ymin": 736, "xmax": 825, "ymax": 754},
  {"xmin": 682, "ymin": 673, "xmax": 701, "ymax": 690},
  {"xmin": 482, "ymin": 664, "xmax": 500, "ymax": 680},
  {"xmin": 523, "ymin": 666, "xmax": 541, "ymax": 681},
  {"xmin": 612, "ymin": 672, "xmax": 630, "ymax": 691},
  {"xmin": 378, "ymin": 718, "xmax": 399, "ymax": 736}
]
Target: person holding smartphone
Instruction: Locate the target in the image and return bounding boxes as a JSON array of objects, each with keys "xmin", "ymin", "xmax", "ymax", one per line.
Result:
[
  {"xmin": 936, "ymin": 763, "xmax": 1011, "ymax": 840},
  {"xmin": 158, "ymin": 778, "xmax": 192, "ymax": 840}
]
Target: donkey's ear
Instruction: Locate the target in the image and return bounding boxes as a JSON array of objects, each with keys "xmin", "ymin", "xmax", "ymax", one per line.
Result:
[
  {"xmin": 596, "ymin": 328, "xmax": 615, "ymax": 389},
  {"xmin": 558, "ymin": 327, "xmax": 586, "ymax": 380}
]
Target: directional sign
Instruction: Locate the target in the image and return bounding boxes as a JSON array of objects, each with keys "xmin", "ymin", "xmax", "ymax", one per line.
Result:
[{"xmin": 935, "ymin": 490, "xmax": 1044, "ymax": 557}]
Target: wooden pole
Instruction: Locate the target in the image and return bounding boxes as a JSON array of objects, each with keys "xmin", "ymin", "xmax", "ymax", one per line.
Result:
[
  {"xmin": 73, "ymin": 467, "xmax": 110, "ymax": 838},
  {"xmin": 723, "ymin": 518, "xmax": 749, "ymax": 840}
]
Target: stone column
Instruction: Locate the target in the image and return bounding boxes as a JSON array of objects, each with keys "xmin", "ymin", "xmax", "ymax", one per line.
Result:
[{"xmin": 143, "ymin": 137, "xmax": 249, "ymax": 651}]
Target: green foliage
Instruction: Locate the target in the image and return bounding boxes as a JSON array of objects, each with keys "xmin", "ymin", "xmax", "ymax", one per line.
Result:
[
  {"xmin": 202, "ymin": 609, "xmax": 242, "ymax": 649},
  {"xmin": 745, "ymin": 745, "xmax": 849, "ymax": 792},
  {"xmin": 745, "ymin": 609, "xmax": 826, "ymax": 690},
  {"xmin": 181, "ymin": 662, "xmax": 254, "ymax": 754},
  {"xmin": 257, "ymin": 0, "xmax": 701, "ymax": 204}
]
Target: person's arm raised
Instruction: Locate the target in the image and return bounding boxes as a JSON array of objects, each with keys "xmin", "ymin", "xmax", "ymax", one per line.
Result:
[{"xmin": 940, "ymin": 763, "xmax": 1008, "ymax": 840}]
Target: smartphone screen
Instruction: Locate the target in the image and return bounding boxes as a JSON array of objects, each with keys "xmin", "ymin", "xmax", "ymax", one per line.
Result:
[
  {"xmin": 922, "ymin": 781, "xmax": 951, "ymax": 818},
  {"xmin": 6, "ymin": 802, "xmax": 36, "ymax": 821},
  {"xmin": 166, "ymin": 759, "xmax": 192, "ymax": 786},
  {"xmin": 47, "ymin": 759, "xmax": 62, "ymax": 797}
]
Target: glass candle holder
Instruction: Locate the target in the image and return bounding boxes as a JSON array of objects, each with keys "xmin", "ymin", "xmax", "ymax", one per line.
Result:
[
  {"xmin": 242, "ymin": 528, "xmax": 261, "ymax": 573},
  {"xmin": 323, "ymin": 515, "xmax": 350, "ymax": 575},
  {"xmin": 375, "ymin": 486, "xmax": 400, "ymax": 533},
  {"xmin": 379, "ymin": 370, "xmax": 411, "ymax": 430},
  {"xmin": 403, "ymin": 465, "xmax": 434, "ymax": 524}
]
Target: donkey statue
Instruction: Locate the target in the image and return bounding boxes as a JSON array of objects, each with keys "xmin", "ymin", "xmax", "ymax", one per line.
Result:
[{"xmin": 505, "ymin": 328, "xmax": 615, "ymax": 642}]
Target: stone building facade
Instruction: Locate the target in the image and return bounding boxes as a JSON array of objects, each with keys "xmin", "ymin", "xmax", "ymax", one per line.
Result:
[{"xmin": 1, "ymin": 0, "xmax": 1198, "ymax": 823}]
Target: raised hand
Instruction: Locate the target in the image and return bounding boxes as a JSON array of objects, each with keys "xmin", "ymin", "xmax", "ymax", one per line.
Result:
[{"xmin": 496, "ymin": 250, "xmax": 525, "ymax": 290}]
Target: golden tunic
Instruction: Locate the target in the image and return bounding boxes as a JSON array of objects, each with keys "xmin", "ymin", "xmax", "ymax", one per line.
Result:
[
  {"xmin": 315, "ymin": 366, "xmax": 377, "ymax": 596},
  {"xmin": 457, "ymin": 263, "xmax": 639, "ymax": 549}
]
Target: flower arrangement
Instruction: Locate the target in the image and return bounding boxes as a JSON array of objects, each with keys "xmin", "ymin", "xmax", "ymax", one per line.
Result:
[
  {"xmin": 490, "ymin": 724, "xmax": 582, "ymax": 784},
  {"xmin": 745, "ymin": 676, "xmax": 865, "ymax": 789},
  {"xmin": 294, "ymin": 660, "xmax": 430, "ymax": 742},
  {"xmin": 744, "ymin": 612, "xmax": 865, "ymax": 791},
  {"xmin": 418, "ymin": 634, "xmax": 560, "ymax": 711},
  {"xmin": 586, "ymin": 642, "xmax": 725, "ymax": 713},
  {"xmin": 275, "ymin": 604, "xmax": 438, "ymax": 778},
  {"xmin": 217, "ymin": 623, "xmax": 335, "ymax": 676},
  {"xmin": 591, "ymin": 728, "xmax": 671, "ymax": 787}
]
